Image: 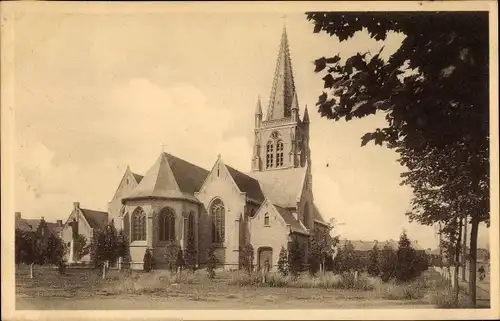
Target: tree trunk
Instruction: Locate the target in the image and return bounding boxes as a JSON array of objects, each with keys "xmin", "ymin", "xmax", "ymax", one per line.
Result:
[
  {"xmin": 468, "ymin": 217, "xmax": 479, "ymax": 307},
  {"xmin": 29, "ymin": 263, "xmax": 34, "ymax": 279},
  {"xmin": 102, "ymin": 260, "xmax": 108, "ymax": 279},
  {"xmin": 462, "ymin": 214, "xmax": 468, "ymax": 281},
  {"xmin": 454, "ymin": 217, "xmax": 463, "ymax": 304}
]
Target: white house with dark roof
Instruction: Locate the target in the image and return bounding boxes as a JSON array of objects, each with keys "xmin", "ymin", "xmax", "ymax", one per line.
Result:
[
  {"xmin": 60, "ymin": 202, "xmax": 109, "ymax": 263},
  {"xmin": 108, "ymin": 27, "xmax": 330, "ymax": 270}
]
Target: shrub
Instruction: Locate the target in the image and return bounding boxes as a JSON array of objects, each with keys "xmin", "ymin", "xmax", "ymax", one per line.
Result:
[
  {"xmin": 394, "ymin": 231, "xmax": 420, "ymax": 282},
  {"xmin": 227, "ymin": 271, "xmax": 261, "ymax": 286},
  {"xmin": 367, "ymin": 243, "xmax": 380, "ymax": 277},
  {"xmin": 376, "ymin": 280, "xmax": 425, "ymax": 300},
  {"xmin": 239, "ymin": 244, "xmax": 254, "ymax": 275},
  {"xmin": 288, "ymin": 238, "xmax": 304, "ymax": 277},
  {"xmin": 277, "ymin": 246, "xmax": 289, "ymax": 276},
  {"xmin": 379, "ymin": 243, "xmax": 396, "ymax": 282},
  {"xmin": 143, "ymin": 249, "xmax": 153, "ymax": 272},
  {"xmin": 164, "ymin": 243, "xmax": 180, "ymax": 273},
  {"xmin": 432, "ymin": 289, "xmax": 473, "ymax": 308},
  {"xmin": 206, "ymin": 246, "xmax": 217, "ymax": 279},
  {"xmin": 184, "ymin": 236, "xmax": 197, "ymax": 271}
]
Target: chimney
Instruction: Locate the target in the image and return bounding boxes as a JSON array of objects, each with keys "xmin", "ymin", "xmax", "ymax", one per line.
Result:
[
  {"xmin": 15, "ymin": 212, "xmax": 21, "ymax": 219},
  {"xmin": 73, "ymin": 202, "xmax": 80, "ymax": 210},
  {"xmin": 57, "ymin": 220, "xmax": 63, "ymax": 226}
]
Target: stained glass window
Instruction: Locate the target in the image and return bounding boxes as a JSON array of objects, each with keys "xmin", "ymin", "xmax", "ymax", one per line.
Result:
[
  {"xmin": 210, "ymin": 199, "xmax": 225, "ymax": 243},
  {"xmin": 132, "ymin": 207, "xmax": 146, "ymax": 241},
  {"xmin": 159, "ymin": 208, "xmax": 176, "ymax": 242}
]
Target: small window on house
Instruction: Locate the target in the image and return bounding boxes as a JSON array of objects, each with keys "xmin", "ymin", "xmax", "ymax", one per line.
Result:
[{"xmin": 264, "ymin": 213, "xmax": 270, "ymax": 226}]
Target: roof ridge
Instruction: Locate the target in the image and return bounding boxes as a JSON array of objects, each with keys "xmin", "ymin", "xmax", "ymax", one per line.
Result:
[{"xmin": 163, "ymin": 152, "xmax": 209, "ymax": 173}]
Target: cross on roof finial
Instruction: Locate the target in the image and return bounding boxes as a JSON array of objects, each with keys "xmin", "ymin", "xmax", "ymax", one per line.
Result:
[{"xmin": 161, "ymin": 144, "xmax": 167, "ymax": 153}]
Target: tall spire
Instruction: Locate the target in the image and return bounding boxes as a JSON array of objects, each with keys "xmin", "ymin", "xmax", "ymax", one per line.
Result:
[
  {"xmin": 266, "ymin": 25, "xmax": 297, "ymax": 121},
  {"xmin": 255, "ymin": 96, "xmax": 262, "ymax": 115}
]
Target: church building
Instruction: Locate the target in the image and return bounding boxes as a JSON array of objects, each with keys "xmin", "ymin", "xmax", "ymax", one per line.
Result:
[{"xmin": 108, "ymin": 27, "xmax": 329, "ymax": 270}]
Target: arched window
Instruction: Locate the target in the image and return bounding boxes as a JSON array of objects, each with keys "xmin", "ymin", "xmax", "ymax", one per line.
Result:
[
  {"xmin": 264, "ymin": 213, "xmax": 270, "ymax": 226},
  {"xmin": 266, "ymin": 141, "xmax": 274, "ymax": 169},
  {"xmin": 187, "ymin": 211, "xmax": 195, "ymax": 241},
  {"xmin": 276, "ymin": 140, "xmax": 284, "ymax": 167},
  {"xmin": 132, "ymin": 207, "xmax": 146, "ymax": 241},
  {"xmin": 210, "ymin": 199, "xmax": 225, "ymax": 243},
  {"xmin": 159, "ymin": 208, "xmax": 176, "ymax": 242}
]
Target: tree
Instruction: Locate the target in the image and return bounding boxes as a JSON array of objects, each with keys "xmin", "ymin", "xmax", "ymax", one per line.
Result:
[
  {"xmin": 239, "ymin": 244, "xmax": 254, "ymax": 275},
  {"xmin": 176, "ymin": 248, "xmax": 185, "ymax": 276},
  {"xmin": 394, "ymin": 231, "xmax": 419, "ymax": 282},
  {"xmin": 333, "ymin": 241, "xmax": 359, "ymax": 274},
  {"xmin": 90, "ymin": 223, "xmax": 120, "ymax": 279},
  {"xmin": 367, "ymin": 242, "xmax": 380, "ymax": 277},
  {"xmin": 73, "ymin": 233, "xmax": 90, "ymax": 262},
  {"xmin": 277, "ymin": 246, "xmax": 289, "ymax": 277},
  {"xmin": 143, "ymin": 249, "xmax": 153, "ymax": 272},
  {"xmin": 184, "ymin": 236, "xmax": 197, "ymax": 272},
  {"xmin": 164, "ymin": 243, "xmax": 181, "ymax": 275},
  {"xmin": 379, "ymin": 243, "xmax": 397, "ymax": 282},
  {"xmin": 306, "ymin": 12, "xmax": 489, "ymax": 306},
  {"xmin": 206, "ymin": 246, "xmax": 218, "ymax": 279},
  {"xmin": 288, "ymin": 237, "xmax": 304, "ymax": 278},
  {"xmin": 15, "ymin": 229, "xmax": 67, "ymax": 278},
  {"xmin": 116, "ymin": 229, "xmax": 130, "ymax": 266}
]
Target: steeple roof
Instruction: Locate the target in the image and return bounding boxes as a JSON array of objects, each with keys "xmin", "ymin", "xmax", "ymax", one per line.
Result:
[
  {"xmin": 303, "ymin": 105, "xmax": 310, "ymax": 123},
  {"xmin": 255, "ymin": 96, "xmax": 262, "ymax": 115},
  {"xmin": 266, "ymin": 26, "xmax": 297, "ymax": 121},
  {"xmin": 123, "ymin": 153, "xmax": 208, "ymax": 203}
]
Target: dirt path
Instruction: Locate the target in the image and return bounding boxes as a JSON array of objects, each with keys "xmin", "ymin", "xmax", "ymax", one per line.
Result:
[{"xmin": 16, "ymin": 295, "xmax": 435, "ymax": 310}]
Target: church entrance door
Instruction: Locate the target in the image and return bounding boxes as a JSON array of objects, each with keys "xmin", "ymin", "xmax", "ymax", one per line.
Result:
[{"xmin": 258, "ymin": 247, "xmax": 273, "ymax": 272}]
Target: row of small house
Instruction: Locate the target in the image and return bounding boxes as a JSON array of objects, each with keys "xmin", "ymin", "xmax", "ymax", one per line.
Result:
[{"xmin": 15, "ymin": 202, "xmax": 109, "ymax": 264}]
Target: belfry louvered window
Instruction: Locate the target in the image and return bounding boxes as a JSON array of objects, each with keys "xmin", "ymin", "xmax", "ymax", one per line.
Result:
[
  {"xmin": 276, "ymin": 140, "xmax": 284, "ymax": 167},
  {"xmin": 266, "ymin": 141, "xmax": 274, "ymax": 169}
]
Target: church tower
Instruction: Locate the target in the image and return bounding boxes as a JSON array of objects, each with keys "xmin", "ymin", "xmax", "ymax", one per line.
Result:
[{"xmin": 251, "ymin": 26, "xmax": 311, "ymax": 172}]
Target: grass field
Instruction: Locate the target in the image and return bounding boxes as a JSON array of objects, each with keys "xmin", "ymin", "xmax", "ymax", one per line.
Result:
[{"xmin": 15, "ymin": 265, "xmax": 467, "ymax": 310}]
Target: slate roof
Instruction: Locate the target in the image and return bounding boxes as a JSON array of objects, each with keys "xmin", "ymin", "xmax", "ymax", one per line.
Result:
[
  {"xmin": 15, "ymin": 217, "xmax": 35, "ymax": 232},
  {"xmin": 125, "ymin": 153, "xmax": 208, "ymax": 203},
  {"xmin": 80, "ymin": 209, "xmax": 108, "ymax": 229},
  {"xmin": 312, "ymin": 203, "xmax": 328, "ymax": 225},
  {"xmin": 132, "ymin": 173, "xmax": 144, "ymax": 184},
  {"xmin": 248, "ymin": 167, "xmax": 307, "ymax": 208},
  {"xmin": 274, "ymin": 205, "xmax": 308, "ymax": 235},
  {"xmin": 225, "ymin": 165, "xmax": 265, "ymax": 204},
  {"xmin": 338, "ymin": 239, "xmax": 425, "ymax": 252}
]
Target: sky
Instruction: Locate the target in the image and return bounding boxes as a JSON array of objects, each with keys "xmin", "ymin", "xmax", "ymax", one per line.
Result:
[{"xmin": 12, "ymin": 7, "xmax": 490, "ymax": 250}]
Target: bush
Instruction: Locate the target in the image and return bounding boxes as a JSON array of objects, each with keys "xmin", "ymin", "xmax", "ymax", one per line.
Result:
[
  {"xmin": 164, "ymin": 243, "xmax": 181, "ymax": 273},
  {"xmin": 239, "ymin": 244, "xmax": 254, "ymax": 275},
  {"xmin": 227, "ymin": 271, "xmax": 261, "ymax": 286},
  {"xmin": 394, "ymin": 231, "xmax": 420, "ymax": 282},
  {"xmin": 379, "ymin": 243, "xmax": 396, "ymax": 282},
  {"xmin": 432, "ymin": 289, "xmax": 472, "ymax": 308},
  {"xmin": 288, "ymin": 238, "xmax": 304, "ymax": 277},
  {"xmin": 277, "ymin": 246, "xmax": 289, "ymax": 276},
  {"xmin": 376, "ymin": 280, "xmax": 425, "ymax": 300},
  {"xmin": 367, "ymin": 243, "xmax": 380, "ymax": 277},
  {"xmin": 206, "ymin": 246, "xmax": 217, "ymax": 279}
]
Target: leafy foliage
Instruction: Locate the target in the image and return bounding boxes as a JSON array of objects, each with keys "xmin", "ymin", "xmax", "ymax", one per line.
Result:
[
  {"xmin": 164, "ymin": 243, "xmax": 181, "ymax": 272},
  {"xmin": 239, "ymin": 244, "xmax": 254, "ymax": 275},
  {"xmin": 184, "ymin": 235, "xmax": 197, "ymax": 271},
  {"xmin": 206, "ymin": 246, "xmax": 218, "ymax": 279},
  {"xmin": 379, "ymin": 243, "xmax": 397, "ymax": 282},
  {"xmin": 73, "ymin": 233, "xmax": 90, "ymax": 262},
  {"xmin": 90, "ymin": 223, "xmax": 121, "ymax": 270},
  {"xmin": 367, "ymin": 242, "xmax": 380, "ymax": 277},
  {"xmin": 306, "ymin": 11, "xmax": 489, "ymax": 305},
  {"xmin": 277, "ymin": 246, "xmax": 289, "ymax": 277},
  {"xmin": 288, "ymin": 238, "xmax": 304, "ymax": 277},
  {"xmin": 15, "ymin": 228, "xmax": 67, "ymax": 277},
  {"xmin": 394, "ymin": 231, "xmax": 419, "ymax": 282},
  {"xmin": 332, "ymin": 241, "xmax": 362, "ymax": 273}
]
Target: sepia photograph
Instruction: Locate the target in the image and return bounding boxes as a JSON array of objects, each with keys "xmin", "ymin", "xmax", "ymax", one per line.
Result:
[{"xmin": 1, "ymin": 1, "xmax": 498, "ymax": 320}]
